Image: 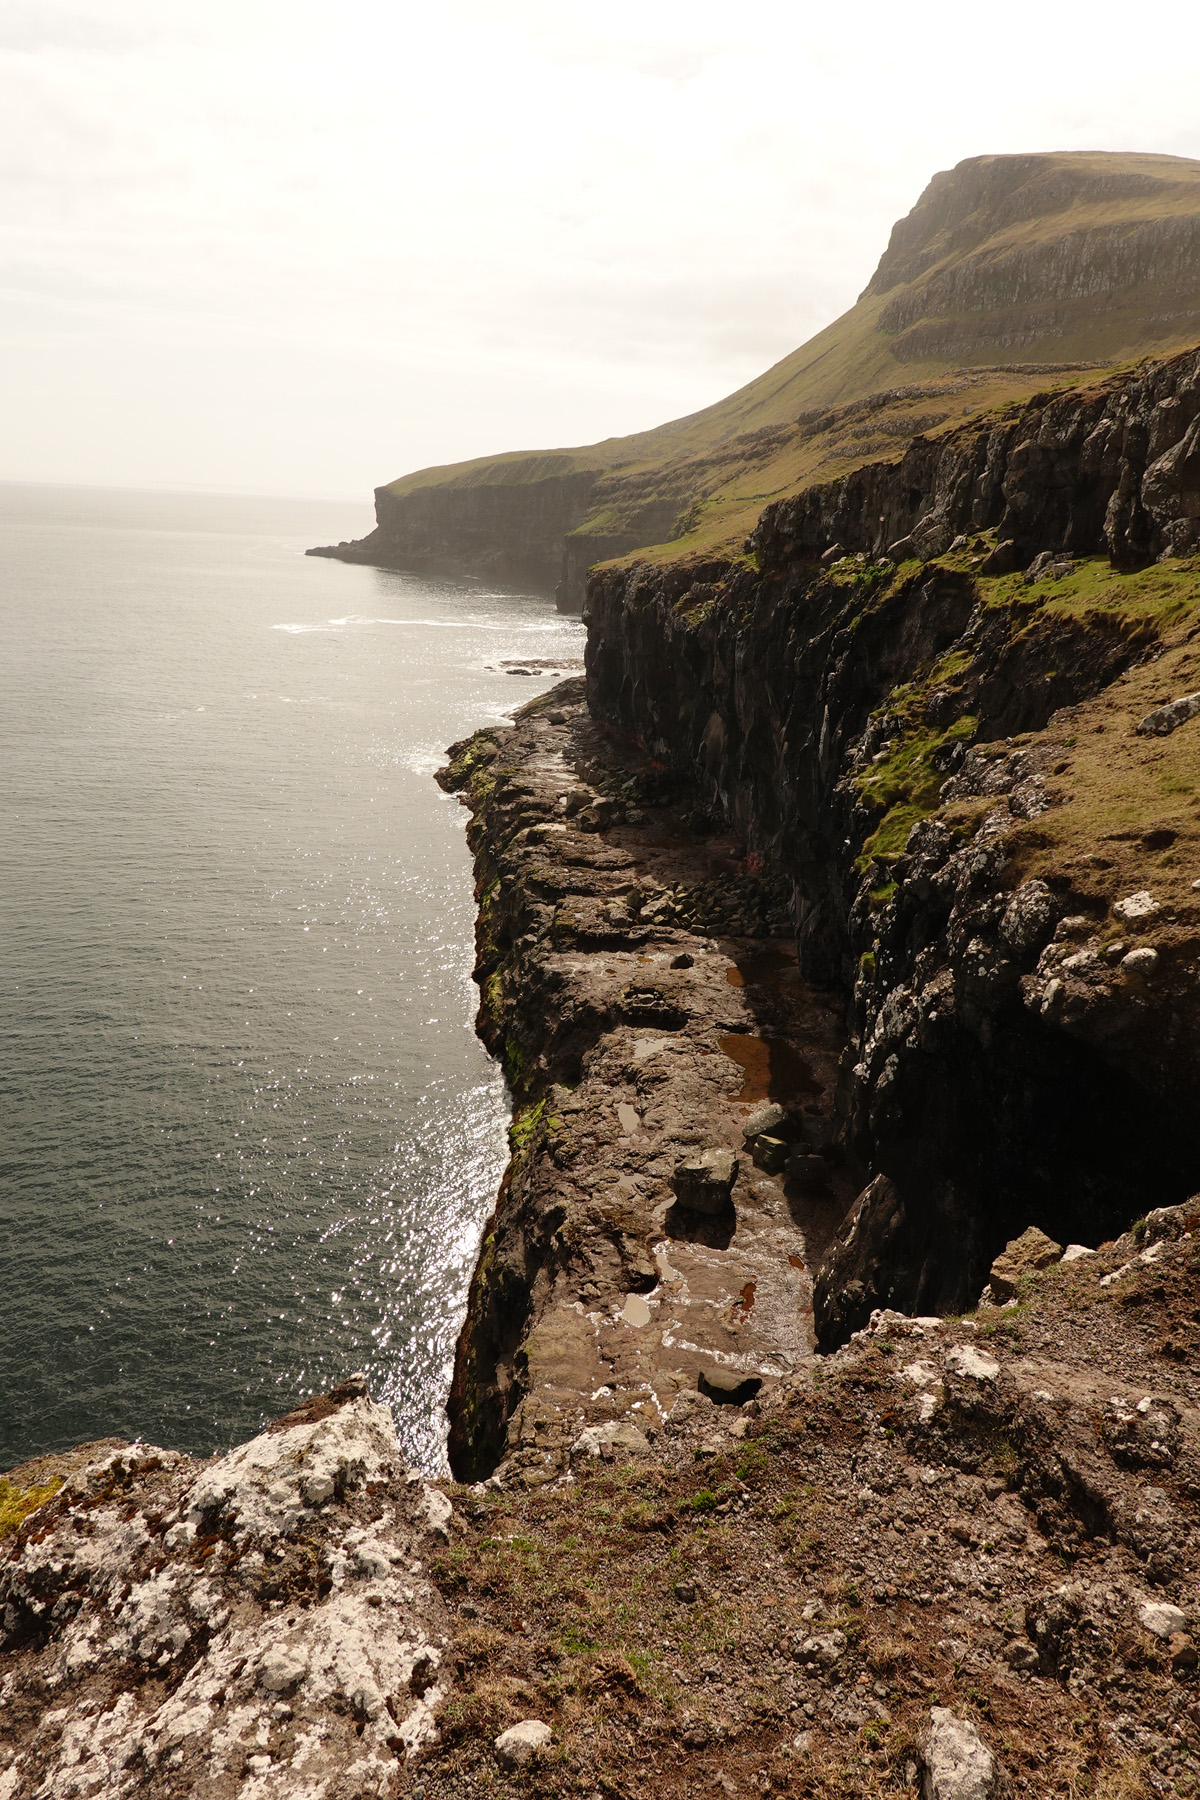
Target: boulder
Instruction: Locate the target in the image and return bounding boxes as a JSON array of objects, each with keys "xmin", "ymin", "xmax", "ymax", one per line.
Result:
[
  {"xmin": 671, "ymin": 1149, "xmax": 737, "ymax": 1215},
  {"xmin": 988, "ymin": 1226, "xmax": 1062, "ymax": 1302},
  {"xmin": 979, "ymin": 538, "xmax": 1018, "ymax": 574},
  {"xmin": 921, "ymin": 1707, "xmax": 1004, "ymax": 1800},
  {"xmin": 1136, "ymin": 690, "xmax": 1200, "ymax": 737},
  {"xmin": 1113, "ymin": 890, "xmax": 1159, "ymax": 922},
  {"xmin": 495, "ymin": 1720, "xmax": 552, "ymax": 1768},
  {"xmin": 786, "ymin": 1147, "xmax": 827, "ymax": 1183}
]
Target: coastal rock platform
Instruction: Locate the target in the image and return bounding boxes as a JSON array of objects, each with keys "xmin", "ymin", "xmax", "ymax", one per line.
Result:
[{"xmin": 438, "ymin": 681, "xmax": 858, "ymax": 1483}]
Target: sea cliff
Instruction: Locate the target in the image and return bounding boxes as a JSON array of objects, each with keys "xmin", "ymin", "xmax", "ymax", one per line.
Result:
[
  {"xmin": 8, "ymin": 343, "xmax": 1200, "ymax": 1800},
  {"xmin": 310, "ymin": 152, "xmax": 1200, "ymax": 610}
]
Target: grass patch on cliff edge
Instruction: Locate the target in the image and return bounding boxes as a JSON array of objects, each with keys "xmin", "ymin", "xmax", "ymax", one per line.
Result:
[
  {"xmin": 853, "ymin": 555, "xmax": 1200, "ymax": 875},
  {"xmin": 0, "ymin": 1475, "xmax": 62, "ymax": 1542},
  {"xmin": 972, "ymin": 552, "xmax": 1200, "ymax": 634},
  {"xmin": 995, "ymin": 559, "xmax": 1200, "ymax": 926}
]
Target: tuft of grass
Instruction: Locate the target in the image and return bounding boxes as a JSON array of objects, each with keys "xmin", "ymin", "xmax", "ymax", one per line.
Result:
[{"xmin": 0, "ymin": 1476, "xmax": 61, "ymax": 1541}]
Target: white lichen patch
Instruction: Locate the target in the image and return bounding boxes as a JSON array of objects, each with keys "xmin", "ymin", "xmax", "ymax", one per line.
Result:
[{"xmin": 0, "ymin": 1381, "xmax": 455, "ymax": 1798}]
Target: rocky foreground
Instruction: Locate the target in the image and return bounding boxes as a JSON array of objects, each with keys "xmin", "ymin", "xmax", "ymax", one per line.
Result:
[{"xmin": 3, "ymin": 1207, "xmax": 1199, "ymax": 1798}]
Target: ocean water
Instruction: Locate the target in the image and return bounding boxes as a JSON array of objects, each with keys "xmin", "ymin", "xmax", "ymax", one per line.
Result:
[{"xmin": 0, "ymin": 484, "xmax": 583, "ymax": 1473}]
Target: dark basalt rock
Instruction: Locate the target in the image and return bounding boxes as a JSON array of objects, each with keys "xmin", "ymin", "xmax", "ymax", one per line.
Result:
[
  {"xmin": 749, "ymin": 344, "xmax": 1200, "ymax": 571},
  {"xmin": 585, "ymin": 348, "xmax": 1200, "ymax": 1348}
]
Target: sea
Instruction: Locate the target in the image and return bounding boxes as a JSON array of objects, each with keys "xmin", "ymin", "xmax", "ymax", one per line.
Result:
[{"xmin": 0, "ymin": 484, "xmax": 584, "ymax": 1475}]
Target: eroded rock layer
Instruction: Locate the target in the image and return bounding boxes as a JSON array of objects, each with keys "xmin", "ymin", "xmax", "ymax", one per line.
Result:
[
  {"xmin": 437, "ymin": 686, "xmax": 856, "ymax": 1484},
  {"xmin": 0, "ymin": 1380, "xmax": 453, "ymax": 1798}
]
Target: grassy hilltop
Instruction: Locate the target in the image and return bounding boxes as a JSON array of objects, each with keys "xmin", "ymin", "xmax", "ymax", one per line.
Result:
[{"xmin": 319, "ymin": 152, "xmax": 1200, "ymax": 600}]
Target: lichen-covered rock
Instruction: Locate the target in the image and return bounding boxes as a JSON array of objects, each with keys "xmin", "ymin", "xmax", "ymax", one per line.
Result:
[
  {"xmin": 0, "ymin": 1378, "xmax": 452, "ymax": 1798},
  {"xmin": 921, "ymin": 1707, "xmax": 1004, "ymax": 1800},
  {"xmin": 1136, "ymin": 690, "xmax": 1200, "ymax": 736}
]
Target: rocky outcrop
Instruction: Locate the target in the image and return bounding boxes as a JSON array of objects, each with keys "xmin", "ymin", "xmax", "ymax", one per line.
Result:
[
  {"xmin": 307, "ymin": 462, "xmax": 603, "ymax": 603},
  {"xmin": 0, "ymin": 1378, "xmax": 453, "ymax": 1798},
  {"xmin": 752, "ymin": 343, "xmax": 1200, "ymax": 569},
  {"xmin": 436, "ymin": 687, "xmax": 854, "ymax": 1483},
  {"xmin": 585, "ymin": 348, "xmax": 1200, "ymax": 1344}
]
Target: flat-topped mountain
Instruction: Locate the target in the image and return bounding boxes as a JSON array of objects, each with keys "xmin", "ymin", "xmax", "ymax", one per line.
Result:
[{"xmin": 310, "ymin": 151, "xmax": 1200, "ymax": 606}]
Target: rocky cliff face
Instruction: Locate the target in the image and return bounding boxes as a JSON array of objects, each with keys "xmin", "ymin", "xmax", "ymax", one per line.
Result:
[
  {"xmin": 864, "ymin": 153, "xmax": 1200, "ymax": 365},
  {"xmin": 586, "ymin": 345, "xmax": 1200, "ymax": 1343},
  {"xmin": 751, "ymin": 343, "xmax": 1200, "ymax": 570},
  {"xmin": 307, "ymin": 463, "xmax": 603, "ymax": 601},
  {"xmin": 311, "ymin": 153, "xmax": 1200, "ymax": 609}
]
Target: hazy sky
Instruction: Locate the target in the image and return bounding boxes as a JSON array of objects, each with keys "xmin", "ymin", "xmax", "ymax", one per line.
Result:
[{"xmin": 4, "ymin": 0, "xmax": 1200, "ymax": 502}]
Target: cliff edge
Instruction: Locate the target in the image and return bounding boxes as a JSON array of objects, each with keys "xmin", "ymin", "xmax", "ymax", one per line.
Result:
[{"xmin": 310, "ymin": 151, "xmax": 1200, "ymax": 608}]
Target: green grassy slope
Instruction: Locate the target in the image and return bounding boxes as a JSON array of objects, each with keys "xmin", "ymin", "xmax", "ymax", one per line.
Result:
[{"xmin": 378, "ymin": 152, "xmax": 1200, "ymax": 578}]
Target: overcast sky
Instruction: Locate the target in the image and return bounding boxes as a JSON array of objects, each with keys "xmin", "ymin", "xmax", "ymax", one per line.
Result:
[{"xmin": 4, "ymin": 0, "xmax": 1200, "ymax": 502}]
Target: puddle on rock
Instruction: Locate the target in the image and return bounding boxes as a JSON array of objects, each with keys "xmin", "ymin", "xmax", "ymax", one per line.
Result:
[
  {"xmin": 718, "ymin": 1033, "xmax": 818, "ymax": 1103},
  {"xmin": 620, "ymin": 1294, "xmax": 652, "ymax": 1328},
  {"xmin": 725, "ymin": 947, "xmax": 796, "ymax": 989},
  {"xmin": 732, "ymin": 1280, "xmax": 756, "ymax": 1322}
]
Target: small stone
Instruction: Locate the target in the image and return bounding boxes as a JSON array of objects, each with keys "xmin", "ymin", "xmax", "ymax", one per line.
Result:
[
  {"xmin": 260, "ymin": 1646, "xmax": 308, "ymax": 1693},
  {"xmin": 674, "ymin": 1580, "xmax": 699, "ymax": 1603},
  {"xmin": 698, "ymin": 1367, "xmax": 763, "ymax": 1406},
  {"xmin": 1121, "ymin": 946, "xmax": 1159, "ymax": 974},
  {"xmin": 921, "ymin": 1707, "xmax": 1002, "ymax": 1800},
  {"xmin": 670, "ymin": 952, "xmax": 694, "ymax": 969},
  {"xmin": 1113, "ymin": 890, "xmax": 1159, "ymax": 922},
  {"xmin": 1003, "ymin": 1640, "xmax": 1039, "ymax": 1671},
  {"xmin": 988, "ymin": 1226, "xmax": 1062, "ymax": 1302},
  {"xmin": 1170, "ymin": 1634, "xmax": 1198, "ymax": 1670},
  {"xmin": 752, "ymin": 1134, "xmax": 788, "ymax": 1173},
  {"xmin": 821, "ymin": 542, "xmax": 847, "ymax": 564},
  {"xmin": 1139, "ymin": 1600, "xmax": 1187, "ymax": 1639},
  {"xmin": 671, "ymin": 1149, "xmax": 738, "ymax": 1215},
  {"xmin": 796, "ymin": 1630, "xmax": 846, "ymax": 1667},
  {"xmin": 1060, "ymin": 1243, "xmax": 1094, "ymax": 1263},
  {"xmin": 945, "ymin": 1345, "xmax": 1000, "ymax": 1383},
  {"xmin": 495, "ymin": 1720, "xmax": 552, "ymax": 1768},
  {"xmin": 743, "ymin": 1102, "xmax": 785, "ymax": 1140}
]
